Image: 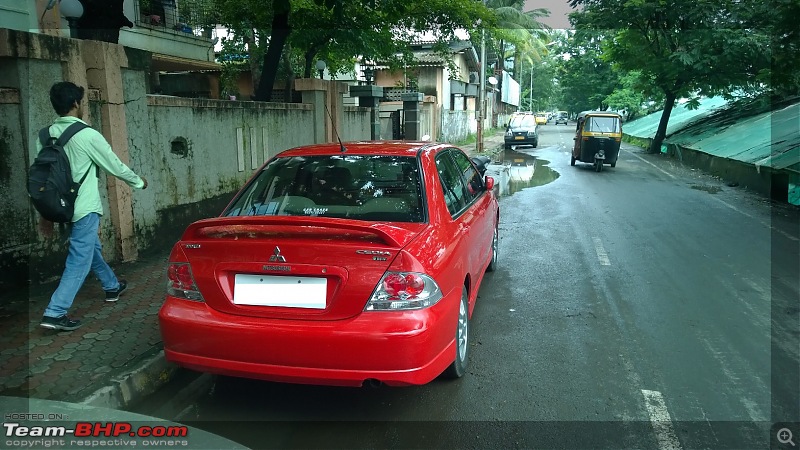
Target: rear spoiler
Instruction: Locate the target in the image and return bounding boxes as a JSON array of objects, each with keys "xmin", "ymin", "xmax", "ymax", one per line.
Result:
[{"xmin": 183, "ymin": 216, "xmax": 416, "ymax": 248}]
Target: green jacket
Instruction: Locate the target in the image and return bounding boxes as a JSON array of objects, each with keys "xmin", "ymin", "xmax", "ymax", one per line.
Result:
[{"xmin": 39, "ymin": 116, "xmax": 145, "ymax": 223}]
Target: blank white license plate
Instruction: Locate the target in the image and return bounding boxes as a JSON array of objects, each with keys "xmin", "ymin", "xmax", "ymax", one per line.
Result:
[{"xmin": 233, "ymin": 274, "xmax": 327, "ymax": 309}]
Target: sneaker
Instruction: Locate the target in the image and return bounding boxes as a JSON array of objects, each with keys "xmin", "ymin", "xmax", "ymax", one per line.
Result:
[
  {"xmin": 105, "ymin": 280, "xmax": 128, "ymax": 302},
  {"xmin": 40, "ymin": 315, "xmax": 82, "ymax": 331}
]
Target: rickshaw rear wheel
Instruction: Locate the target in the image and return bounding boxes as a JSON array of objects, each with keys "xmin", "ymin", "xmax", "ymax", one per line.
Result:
[
  {"xmin": 611, "ymin": 161, "xmax": 616, "ymax": 168},
  {"xmin": 570, "ymin": 156, "xmax": 576, "ymax": 166}
]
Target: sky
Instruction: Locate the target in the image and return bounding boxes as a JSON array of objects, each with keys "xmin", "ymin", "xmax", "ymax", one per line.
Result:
[{"xmin": 524, "ymin": 0, "xmax": 577, "ymax": 30}]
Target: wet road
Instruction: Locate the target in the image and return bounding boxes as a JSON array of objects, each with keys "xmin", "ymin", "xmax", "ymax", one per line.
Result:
[{"xmin": 137, "ymin": 124, "xmax": 800, "ymax": 449}]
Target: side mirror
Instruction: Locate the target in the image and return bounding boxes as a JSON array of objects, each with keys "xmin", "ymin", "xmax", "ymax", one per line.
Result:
[
  {"xmin": 471, "ymin": 155, "xmax": 490, "ymax": 176},
  {"xmin": 485, "ymin": 176, "xmax": 495, "ymax": 190}
]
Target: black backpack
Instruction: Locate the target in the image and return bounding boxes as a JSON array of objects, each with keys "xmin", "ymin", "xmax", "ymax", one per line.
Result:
[{"xmin": 28, "ymin": 122, "xmax": 91, "ymax": 223}]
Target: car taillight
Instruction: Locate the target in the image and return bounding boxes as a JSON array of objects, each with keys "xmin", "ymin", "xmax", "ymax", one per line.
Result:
[
  {"xmin": 167, "ymin": 262, "xmax": 204, "ymax": 302},
  {"xmin": 365, "ymin": 272, "xmax": 442, "ymax": 311}
]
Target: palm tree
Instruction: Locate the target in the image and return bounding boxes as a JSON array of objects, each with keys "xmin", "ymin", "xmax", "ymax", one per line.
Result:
[
  {"xmin": 485, "ymin": 0, "xmax": 550, "ymax": 77},
  {"xmin": 482, "ymin": 0, "xmax": 550, "ymax": 119}
]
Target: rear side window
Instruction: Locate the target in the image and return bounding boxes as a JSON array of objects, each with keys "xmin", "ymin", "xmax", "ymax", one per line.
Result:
[
  {"xmin": 224, "ymin": 155, "xmax": 424, "ymax": 222},
  {"xmin": 435, "ymin": 152, "xmax": 470, "ymax": 216},
  {"xmin": 450, "ymin": 150, "xmax": 484, "ymax": 201}
]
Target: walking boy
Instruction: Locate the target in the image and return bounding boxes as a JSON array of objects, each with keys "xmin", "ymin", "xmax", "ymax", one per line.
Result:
[{"xmin": 39, "ymin": 81, "xmax": 148, "ymax": 331}]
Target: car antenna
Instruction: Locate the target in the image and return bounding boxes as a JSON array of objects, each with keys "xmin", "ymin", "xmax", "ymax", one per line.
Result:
[{"xmin": 324, "ymin": 102, "xmax": 347, "ymax": 153}]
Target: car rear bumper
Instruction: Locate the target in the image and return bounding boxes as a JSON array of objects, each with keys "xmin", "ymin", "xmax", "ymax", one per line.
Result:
[
  {"xmin": 504, "ymin": 136, "xmax": 537, "ymax": 146},
  {"xmin": 159, "ymin": 294, "xmax": 458, "ymax": 387}
]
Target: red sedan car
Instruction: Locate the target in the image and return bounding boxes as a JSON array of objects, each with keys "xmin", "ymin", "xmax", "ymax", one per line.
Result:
[{"xmin": 159, "ymin": 141, "xmax": 499, "ymax": 387}]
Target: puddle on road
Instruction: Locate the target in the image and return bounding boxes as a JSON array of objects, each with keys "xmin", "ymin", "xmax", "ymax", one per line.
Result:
[{"xmin": 485, "ymin": 149, "xmax": 560, "ymax": 197}]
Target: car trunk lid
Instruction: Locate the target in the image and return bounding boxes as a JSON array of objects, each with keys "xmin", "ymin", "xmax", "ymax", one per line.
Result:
[{"xmin": 178, "ymin": 216, "xmax": 426, "ymax": 320}]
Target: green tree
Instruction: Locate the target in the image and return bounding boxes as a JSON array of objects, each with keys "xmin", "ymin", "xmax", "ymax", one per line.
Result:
[
  {"xmin": 743, "ymin": 0, "xmax": 800, "ymax": 97},
  {"xmin": 569, "ymin": 0, "xmax": 771, "ymax": 152},
  {"xmin": 554, "ymin": 30, "xmax": 619, "ymax": 115},
  {"xmin": 208, "ymin": 0, "xmax": 494, "ymax": 101},
  {"xmin": 604, "ymin": 71, "xmax": 649, "ymax": 121}
]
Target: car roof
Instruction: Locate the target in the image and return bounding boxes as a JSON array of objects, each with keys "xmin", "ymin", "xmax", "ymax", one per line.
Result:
[
  {"xmin": 577, "ymin": 110, "xmax": 622, "ymax": 120},
  {"xmin": 277, "ymin": 141, "xmax": 445, "ymax": 158}
]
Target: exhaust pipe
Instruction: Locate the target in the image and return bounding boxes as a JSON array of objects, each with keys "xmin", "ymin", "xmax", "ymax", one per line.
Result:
[{"xmin": 364, "ymin": 378, "xmax": 382, "ymax": 388}]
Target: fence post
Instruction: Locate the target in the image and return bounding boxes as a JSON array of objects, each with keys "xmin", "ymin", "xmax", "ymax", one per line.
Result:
[{"xmin": 401, "ymin": 92, "xmax": 423, "ymax": 141}]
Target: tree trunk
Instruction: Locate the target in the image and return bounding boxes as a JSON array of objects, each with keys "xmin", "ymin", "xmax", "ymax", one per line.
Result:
[
  {"xmin": 244, "ymin": 30, "xmax": 262, "ymax": 93},
  {"xmin": 283, "ymin": 46, "xmax": 295, "ymax": 103},
  {"xmin": 303, "ymin": 48, "xmax": 316, "ymax": 79},
  {"xmin": 254, "ymin": 0, "xmax": 291, "ymax": 102},
  {"xmin": 649, "ymin": 91, "xmax": 676, "ymax": 153}
]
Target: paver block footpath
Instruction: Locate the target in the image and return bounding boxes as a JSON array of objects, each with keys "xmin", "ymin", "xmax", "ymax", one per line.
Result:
[{"xmin": 0, "ymin": 253, "xmax": 180, "ymax": 408}]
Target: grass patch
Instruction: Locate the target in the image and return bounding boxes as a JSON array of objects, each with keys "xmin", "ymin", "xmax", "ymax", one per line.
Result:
[
  {"xmin": 453, "ymin": 133, "xmax": 477, "ymax": 146},
  {"xmin": 623, "ymin": 134, "xmax": 651, "ymax": 150}
]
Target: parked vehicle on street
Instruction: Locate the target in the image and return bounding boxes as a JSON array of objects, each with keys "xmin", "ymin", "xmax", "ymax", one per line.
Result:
[
  {"xmin": 159, "ymin": 141, "xmax": 500, "ymax": 387},
  {"xmin": 504, "ymin": 113, "xmax": 539, "ymax": 149},
  {"xmin": 571, "ymin": 111, "xmax": 623, "ymax": 172}
]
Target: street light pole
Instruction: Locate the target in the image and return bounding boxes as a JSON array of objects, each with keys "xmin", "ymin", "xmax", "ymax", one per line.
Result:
[
  {"xmin": 59, "ymin": 0, "xmax": 84, "ymax": 39},
  {"xmin": 476, "ymin": 28, "xmax": 486, "ymax": 154},
  {"xmin": 529, "ymin": 61, "xmax": 533, "ymax": 112}
]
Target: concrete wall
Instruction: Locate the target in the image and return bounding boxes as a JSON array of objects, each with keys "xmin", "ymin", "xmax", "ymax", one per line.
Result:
[
  {"xmin": 441, "ymin": 110, "xmax": 472, "ymax": 143},
  {"xmin": 0, "ymin": 88, "xmax": 35, "ymax": 286},
  {"xmin": 119, "ymin": 26, "xmax": 215, "ymax": 63},
  {"xmin": 129, "ymin": 95, "xmax": 315, "ymax": 253},
  {"xmin": 341, "ymin": 105, "xmax": 370, "ymax": 142},
  {"xmin": 0, "ymin": 28, "xmax": 366, "ymax": 291},
  {"xmin": 1, "ymin": 0, "xmax": 62, "ymax": 36}
]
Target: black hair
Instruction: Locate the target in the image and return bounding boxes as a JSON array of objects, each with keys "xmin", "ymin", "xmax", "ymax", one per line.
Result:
[{"xmin": 49, "ymin": 82, "xmax": 84, "ymax": 116}]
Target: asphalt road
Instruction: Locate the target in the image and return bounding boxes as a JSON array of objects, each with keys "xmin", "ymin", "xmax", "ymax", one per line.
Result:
[{"xmin": 138, "ymin": 124, "xmax": 800, "ymax": 449}]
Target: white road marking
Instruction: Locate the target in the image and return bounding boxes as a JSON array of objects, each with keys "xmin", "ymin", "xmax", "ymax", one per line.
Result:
[
  {"xmin": 710, "ymin": 196, "xmax": 799, "ymax": 242},
  {"xmin": 624, "ymin": 151, "xmax": 798, "ymax": 242},
  {"xmin": 592, "ymin": 237, "xmax": 611, "ymax": 265},
  {"xmin": 641, "ymin": 389, "xmax": 683, "ymax": 450},
  {"xmin": 625, "ymin": 150, "xmax": 677, "ymax": 179}
]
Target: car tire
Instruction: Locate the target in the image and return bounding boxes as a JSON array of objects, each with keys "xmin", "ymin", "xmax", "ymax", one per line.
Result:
[
  {"xmin": 533, "ymin": 139, "xmax": 538, "ymax": 148},
  {"xmin": 504, "ymin": 144, "xmax": 511, "ymax": 150},
  {"xmin": 443, "ymin": 286, "xmax": 470, "ymax": 379},
  {"xmin": 611, "ymin": 161, "xmax": 616, "ymax": 168},
  {"xmin": 487, "ymin": 224, "xmax": 498, "ymax": 272}
]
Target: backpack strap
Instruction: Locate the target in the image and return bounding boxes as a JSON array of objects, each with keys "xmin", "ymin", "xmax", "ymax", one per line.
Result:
[
  {"xmin": 38, "ymin": 127, "xmax": 54, "ymax": 147},
  {"xmin": 55, "ymin": 122, "xmax": 90, "ymax": 147},
  {"xmin": 38, "ymin": 122, "xmax": 90, "ymax": 148}
]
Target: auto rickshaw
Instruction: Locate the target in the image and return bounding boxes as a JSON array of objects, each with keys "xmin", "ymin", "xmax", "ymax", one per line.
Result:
[{"xmin": 571, "ymin": 111, "xmax": 623, "ymax": 172}]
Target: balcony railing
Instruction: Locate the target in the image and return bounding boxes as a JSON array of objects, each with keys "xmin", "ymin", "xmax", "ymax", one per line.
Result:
[{"xmin": 135, "ymin": 0, "xmax": 216, "ymax": 37}]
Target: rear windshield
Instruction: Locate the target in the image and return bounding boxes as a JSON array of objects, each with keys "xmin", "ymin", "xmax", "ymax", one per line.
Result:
[
  {"xmin": 585, "ymin": 116, "xmax": 621, "ymax": 133},
  {"xmin": 224, "ymin": 155, "xmax": 424, "ymax": 222}
]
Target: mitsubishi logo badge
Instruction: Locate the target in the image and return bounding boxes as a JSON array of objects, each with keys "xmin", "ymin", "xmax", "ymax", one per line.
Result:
[{"xmin": 269, "ymin": 246, "xmax": 286, "ymax": 262}]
